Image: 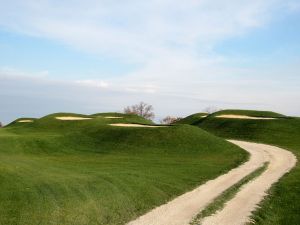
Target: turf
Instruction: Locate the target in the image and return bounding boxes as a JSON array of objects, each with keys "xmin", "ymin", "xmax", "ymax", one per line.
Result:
[
  {"xmin": 192, "ymin": 110, "xmax": 300, "ymax": 225},
  {"xmin": 0, "ymin": 112, "xmax": 247, "ymax": 225},
  {"xmin": 173, "ymin": 113, "xmax": 208, "ymax": 125}
]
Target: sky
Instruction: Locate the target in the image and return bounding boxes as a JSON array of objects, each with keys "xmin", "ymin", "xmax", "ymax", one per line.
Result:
[{"xmin": 0, "ymin": 0, "xmax": 300, "ymax": 124}]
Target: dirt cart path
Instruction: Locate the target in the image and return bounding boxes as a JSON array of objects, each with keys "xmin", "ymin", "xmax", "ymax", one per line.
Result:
[{"xmin": 201, "ymin": 140, "xmax": 296, "ymax": 225}]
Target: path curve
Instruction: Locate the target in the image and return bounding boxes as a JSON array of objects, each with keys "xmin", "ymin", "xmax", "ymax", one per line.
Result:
[
  {"xmin": 201, "ymin": 140, "xmax": 297, "ymax": 225},
  {"xmin": 128, "ymin": 141, "xmax": 295, "ymax": 225}
]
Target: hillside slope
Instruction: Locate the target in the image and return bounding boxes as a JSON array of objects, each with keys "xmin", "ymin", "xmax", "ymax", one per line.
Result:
[
  {"xmin": 174, "ymin": 113, "xmax": 208, "ymax": 125},
  {"xmin": 0, "ymin": 112, "xmax": 247, "ymax": 225}
]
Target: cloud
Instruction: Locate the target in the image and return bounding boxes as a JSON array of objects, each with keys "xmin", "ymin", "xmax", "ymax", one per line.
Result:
[
  {"xmin": 0, "ymin": 67, "xmax": 49, "ymax": 79},
  {"xmin": 1, "ymin": 1, "xmax": 296, "ymax": 86},
  {"xmin": 75, "ymin": 79, "xmax": 109, "ymax": 88},
  {"xmin": 0, "ymin": 0, "xmax": 287, "ymax": 63}
]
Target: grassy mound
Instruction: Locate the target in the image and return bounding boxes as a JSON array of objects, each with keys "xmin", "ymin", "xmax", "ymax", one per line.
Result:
[
  {"xmin": 0, "ymin": 112, "xmax": 247, "ymax": 225},
  {"xmin": 6, "ymin": 112, "xmax": 154, "ymax": 132},
  {"xmin": 7, "ymin": 118, "xmax": 37, "ymax": 126},
  {"xmin": 210, "ymin": 109, "xmax": 286, "ymax": 118},
  {"xmin": 174, "ymin": 110, "xmax": 286, "ymax": 126},
  {"xmin": 174, "ymin": 113, "xmax": 208, "ymax": 125},
  {"xmin": 195, "ymin": 111, "xmax": 300, "ymax": 225}
]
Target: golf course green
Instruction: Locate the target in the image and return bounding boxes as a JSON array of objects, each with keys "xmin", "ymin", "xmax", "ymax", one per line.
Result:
[{"xmin": 0, "ymin": 112, "xmax": 247, "ymax": 225}]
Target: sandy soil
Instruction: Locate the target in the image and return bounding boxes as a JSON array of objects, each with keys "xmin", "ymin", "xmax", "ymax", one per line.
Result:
[
  {"xmin": 55, "ymin": 117, "xmax": 92, "ymax": 120},
  {"xmin": 18, "ymin": 120, "xmax": 34, "ymax": 123},
  {"xmin": 201, "ymin": 141, "xmax": 296, "ymax": 225},
  {"xmin": 127, "ymin": 140, "xmax": 296, "ymax": 225},
  {"xmin": 215, "ymin": 115, "xmax": 277, "ymax": 120},
  {"xmin": 110, "ymin": 123, "xmax": 166, "ymax": 128},
  {"xmin": 105, "ymin": 116, "xmax": 124, "ymax": 119}
]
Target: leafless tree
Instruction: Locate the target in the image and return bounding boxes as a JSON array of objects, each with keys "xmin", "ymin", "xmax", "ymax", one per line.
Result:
[
  {"xmin": 124, "ymin": 102, "xmax": 155, "ymax": 120},
  {"xmin": 0, "ymin": 122, "xmax": 2, "ymax": 128},
  {"xmin": 203, "ymin": 106, "xmax": 219, "ymax": 114},
  {"xmin": 160, "ymin": 116, "xmax": 181, "ymax": 124}
]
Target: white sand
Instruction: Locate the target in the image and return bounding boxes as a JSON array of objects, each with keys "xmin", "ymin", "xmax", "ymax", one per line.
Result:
[
  {"xmin": 55, "ymin": 117, "xmax": 92, "ymax": 121},
  {"xmin": 127, "ymin": 140, "xmax": 296, "ymax": 225},
  {"xmin": 110, "ymin": 123, "xmax": 166, "ymax": 128},
  {"xmin": 216, "ymin": 115, "xmax": 277, "ymax": 120},
  {"xmin": 18, "ymin": 120, "xmax": 34, "ymax": 123},
  {"xmin": 105, "ymin": 116, "xmax": 124, "ymax": 119}
]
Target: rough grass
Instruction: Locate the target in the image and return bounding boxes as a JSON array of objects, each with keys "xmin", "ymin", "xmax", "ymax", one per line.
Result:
[
  {"xmin": 196, "ymin": 112, "xmax": 300, "ymax": 225},
  {"xmin": 0, "ymin": 113, "xmax": 247, "ymax": 225},
  {"xmin": 173, "ymin": 113, "xmax": 208, "ymax": 125}
]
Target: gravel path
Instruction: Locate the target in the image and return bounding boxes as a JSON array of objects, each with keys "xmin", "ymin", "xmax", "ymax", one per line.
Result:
[{"xmin": 201, "ymin": 140, "xmax": 296, "ymax": 225}]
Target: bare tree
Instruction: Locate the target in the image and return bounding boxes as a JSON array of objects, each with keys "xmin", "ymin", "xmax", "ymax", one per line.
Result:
[
  {"xmin": 124, "ymin": 102, "xmax": 155, "ymax": 120},
  {"xmin": 160, "ymin": 116, "xmax": 181, "ymax": 124},
  {"xmin": 0, "ymin": 122, "xmax": 2, "ymax": 128},
  {"xmin": 203, "ymin": 106, "xmax": 219, "ymax": 114}
]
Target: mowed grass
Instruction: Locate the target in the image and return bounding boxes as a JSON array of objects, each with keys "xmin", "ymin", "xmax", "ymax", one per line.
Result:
[
  {"xmin": 174, "ymin": 113, "xmax": 208, "ymax": 125},
  {"xmin": 188, "ymin": 110, "xmax": 300, "ymax": 225},
  {"xmin": 0, "ymin": 113, "xmax": 247, "ymax": 225}
]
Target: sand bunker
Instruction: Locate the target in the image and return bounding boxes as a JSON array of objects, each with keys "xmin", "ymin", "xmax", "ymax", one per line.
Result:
[
  {"xmin": 55, "ymin": 117, "xmax": 92, "ymax": 121},
  {"xmin": 110, "ymin": 123, "xmax": 166, "ymax": 128},
  {"xmin": 216, "ymin": 114, "xmax": 277, "ymax": 120},
  {"xmin": 105, "ymin": 116, "xmax": 124, "ymax": 119},
  {"xmin": 18, "ymin": 120, "xmax": 34, "ymax": 123}
]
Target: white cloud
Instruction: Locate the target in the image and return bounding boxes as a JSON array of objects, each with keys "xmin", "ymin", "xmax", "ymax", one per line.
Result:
[
  {"xmin": 0, "ymin": 0, "xmax": 286, "ymax": 63},
  {"xmin": 75, "ymin": 79, "xmax": 109, "ymax": 88},
  {"xmin": 0, "ymin": 1, "xmax": 293, "ymax": 86},
  {"xmin": 0, "ymin": 67, "xmax": 49, "ymax": 78}
]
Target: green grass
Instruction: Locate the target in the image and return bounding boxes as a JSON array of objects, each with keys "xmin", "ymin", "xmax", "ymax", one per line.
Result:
[
  {"xmin": 193, "ymin": 110, "xmax": 300, "ymax": 225},
  {"xmin": 173, "ymin": 113, "xmax": 208, "ymax": 125},
  {"xmin": 190, "ymin": 163, "xmax": 268, "ymax": 225},
  {"xmin": 0, "ymin": 112, "xmax": 247, "ymax": 225}
]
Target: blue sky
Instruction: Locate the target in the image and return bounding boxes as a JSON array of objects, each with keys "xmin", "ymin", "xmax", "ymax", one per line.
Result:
[
  {"xmin": 0, "ymin": 0, "xmax": 300, "ymax": 124},
  {"xmin": 0, "ymin": 29, "xmax": 139, "ymax": 79},
  {"xmin": 216, "ymin": 11, "xmax": 300, "ymax": 65}
]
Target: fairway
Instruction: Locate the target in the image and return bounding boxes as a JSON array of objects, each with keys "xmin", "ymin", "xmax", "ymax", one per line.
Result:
[{"xmin": 0, "ymin": 113, "xmax": 247, "ymax": 225}]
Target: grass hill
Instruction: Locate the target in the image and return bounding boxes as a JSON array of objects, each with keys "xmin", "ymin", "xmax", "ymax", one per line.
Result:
[
  {"xmin": 173, "ymin": 112, "xmax": 208, "ymax": 125},
  {"xmin": 0, "ymin": 112, "xmax": 247, "ymax": 225},
  {"xmin": 209, "ymin": 109, "xmax": 286, "ymax": 118},
  {"xmin": 187, "ymin": 109, "xmax": 300, "ymax": 225}
]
